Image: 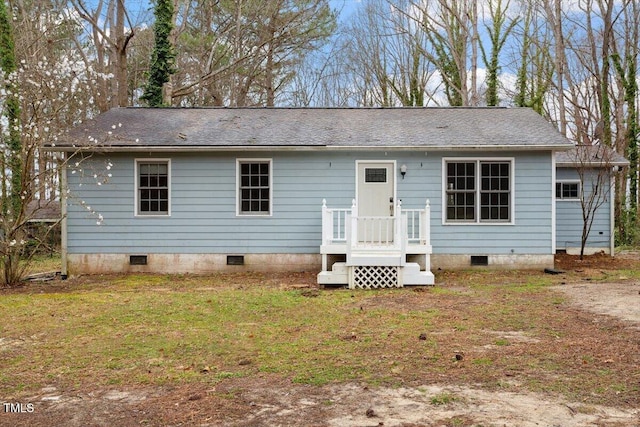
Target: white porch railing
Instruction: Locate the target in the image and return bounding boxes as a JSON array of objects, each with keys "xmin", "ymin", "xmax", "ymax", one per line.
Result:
[
  {"xmin": 354, "ymin": 216, "xmax": 396, "ymax": 245},
  {"xmin": 321, "ymin": 199, "xmax": 431, "ymax": 250},
  {"xmin": 319, "ymin": 199, "xmax": 434, "ymax": 287},
  {"xmin": 404, "ymin": 206, "xmax": 431, "ymax": 245},
  {"xmin": 321, "ymin": 204, "xmax": 350, "ymax": 244}
]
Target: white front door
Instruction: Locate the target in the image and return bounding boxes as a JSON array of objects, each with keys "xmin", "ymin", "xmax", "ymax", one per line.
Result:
[{"xmin": 356, "ymin": 161, "xmax": 396, "ymax": 243}]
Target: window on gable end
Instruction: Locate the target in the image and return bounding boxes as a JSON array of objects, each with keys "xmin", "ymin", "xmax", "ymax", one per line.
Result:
[
  {"xmin": 237, "ymin": 159, "xmax": 272, "ymax": 215},
  {"xmin": 136, "ymin": 160, "xmax": 170, "ymax": 216}
]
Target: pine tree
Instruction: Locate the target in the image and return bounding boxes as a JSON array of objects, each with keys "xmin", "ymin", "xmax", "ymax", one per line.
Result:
[
  {"xmin": 0, "ymin": 0, "xmax": 22, "ymax": 216},
  {"xmin": 0, "ymin": 0, "xmax": 26, "ymax": 286}
]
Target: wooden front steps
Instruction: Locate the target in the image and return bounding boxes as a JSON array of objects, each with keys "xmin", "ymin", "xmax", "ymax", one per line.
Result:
[{"xmin": 318, "ymin": 199, "xmax": 434, "ymax": 288}]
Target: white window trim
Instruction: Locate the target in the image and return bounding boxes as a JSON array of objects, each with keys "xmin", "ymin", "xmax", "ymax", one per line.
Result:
[
  {"xmin": 134, "ymin": 158, "xmax": 171, "ymax": 217},
  {"xmin": 236, "ymin": 158, "xmax": 273, "ymax": 217},
  {"xmin": 441, "ymin": 157, "xmax": 515, "ymax": 226},
  {"xmin": 555, "ymin": 180, "xmax": 581, "ymax": 201}
]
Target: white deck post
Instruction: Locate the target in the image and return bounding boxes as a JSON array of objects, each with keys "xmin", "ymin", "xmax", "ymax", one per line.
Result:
[
  {"xmin": 321, "ymin": 199, "xmax": 332, "ymax": 246},
  {"xmin": 350, "ymin": 199, "xmax": 358, "ymax": 247},
  {"xmin": 421, "ymin": 199, "xmax": 431, "ymax": 246},
  {"xmin": 346, "ymin": 199, "xmax": 357, "ymax": 269},
  {"xmin": 321, "ymin": 199, "xmax": 330, "ymax": 272},
  {"xmin": 395, "ymin": 199, "xmax": 402, "ymax": 249},
  {"xmin": 398, "ymin": 200, "xmax": 407, "ymax": 264}
]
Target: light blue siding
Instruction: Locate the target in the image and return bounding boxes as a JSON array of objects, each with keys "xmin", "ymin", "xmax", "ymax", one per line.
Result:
[
  {"xmin": 556, "ymin": 168, "xmax": 611, "ymax": 249},
  {"xmin": 66, "ymin": 151, "xmax": 555, "ymax": 256},
  {"xmin": 423, "ymin": 152, "xmax": 553, "ymax": 254}
]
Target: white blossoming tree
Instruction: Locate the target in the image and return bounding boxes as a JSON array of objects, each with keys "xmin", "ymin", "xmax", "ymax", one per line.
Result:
[{"xmin": 0, "ymin": 1, "xmax": 110, "ymax": 286}]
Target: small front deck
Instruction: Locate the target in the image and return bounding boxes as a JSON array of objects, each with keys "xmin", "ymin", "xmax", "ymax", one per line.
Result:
[{"xmin": 318, "ymin": 199, "xmax": 434, "ymax": 288}]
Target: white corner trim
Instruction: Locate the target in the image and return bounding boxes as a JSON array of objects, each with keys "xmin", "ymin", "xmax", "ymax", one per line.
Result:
[{"xmin": 551, "ymin": 152, "xmax": 556, "ymax": 254}]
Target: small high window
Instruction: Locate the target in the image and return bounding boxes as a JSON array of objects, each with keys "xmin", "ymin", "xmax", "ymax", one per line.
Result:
[{"xmin": 556, "ymin": 181, "xmax": 580, "ymax": 200}]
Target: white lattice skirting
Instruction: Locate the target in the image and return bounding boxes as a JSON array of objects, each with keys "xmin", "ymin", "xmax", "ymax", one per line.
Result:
[{"xmin": 350, "ymin": 266, "xmax": 401, "ymax": 289}]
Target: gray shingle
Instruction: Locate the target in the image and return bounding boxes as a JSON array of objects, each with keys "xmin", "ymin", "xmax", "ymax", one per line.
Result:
[
  {"xmin": 53, "ymin": 107, "xmax": 574, "ymax": 151},
  {"xmin": 556, "ymin": 146, "xmax": 629, "ymax": 167},
  {"xmin": 26, "ymin": 200, "xmax": 61, "ymax": 222}
]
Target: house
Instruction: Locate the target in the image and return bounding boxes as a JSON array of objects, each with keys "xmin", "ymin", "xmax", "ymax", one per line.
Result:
[
  {"xmin": 49, "ymin": 107, "xmax": 578, "ymax": 288},
  {"xmin": 26, "ymin": 200, "xmax": 62, "ymax": 223},
  {"xmin": 555, "ymin": 146, "xmax": 629, "ymax": 255},
  {"xmin": 25, "ymin": 200, "xmax": 62, "ymax": 254}
]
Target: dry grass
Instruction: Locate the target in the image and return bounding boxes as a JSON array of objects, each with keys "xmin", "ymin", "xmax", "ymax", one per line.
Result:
[{"xmin": 1, "ymin": 259, "xmax": 639, "ymax": 410}]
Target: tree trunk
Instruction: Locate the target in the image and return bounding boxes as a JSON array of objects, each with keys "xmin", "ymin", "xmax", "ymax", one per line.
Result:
[
  {"xmin": 545, "ymin": 0, "xmax": 567, "ymax": 134},
  {"xmin": 469, "ymin": 1, "xmax": 478, "ymax": 106}
]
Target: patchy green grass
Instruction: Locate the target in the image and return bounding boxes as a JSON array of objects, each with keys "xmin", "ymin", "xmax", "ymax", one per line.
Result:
[
  {"xmin": 0, "ymin": 268, "xmax": 638, "ymax": 410},
  {"xmin": 0, "ymin": 282, "xmax": 440, "ymax": 392},
  {"xmin": 607, "ymin": 269, "xmax": 640, "ymax": 280},
  {"xmin": 430, "ymin": 392, "xmax": 459, "ymax": 406}
]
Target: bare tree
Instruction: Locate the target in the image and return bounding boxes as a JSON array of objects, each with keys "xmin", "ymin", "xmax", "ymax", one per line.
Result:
[
  {"xmin": 480, "ymin": 0, "xmax": 519, "ymax": 106},
  {"xmin": 418, "ymin": 0, "xmax": 476, "ymax": 106},
  {"xmin": 283, "ymin": 41, "xmax": 355, "ymax": 107},
  {"xmin": 510, "ymin": 0, "xmax": 554, "ymax": 114},
  {"xmin": 611, "ymin": 0, "xmax": 640, "ymax": 244},
  {"xmin": 69, "ymin": 0, "xmax": 139, "ymax": 110},
  {"xmin": 169, "ymin": 0, "xmax": 335, "ymax": 107},
  {"xmin": 329, "ymin": 0, "xmax": 438, "ymax": 107},
  {"xmin": 542, "ymin": 0, "xmax": 569, "ymax": 135},
  {"xmin": 1, "ymin": 0, "xmax": 103, "ymax": 285},
  {"xmin": 538, "ymin": 0, "xmax": 637, "ymax": 245},
  {"xmin": 568, "ymin": 146, "xmax": 620, "ymax": 259}
]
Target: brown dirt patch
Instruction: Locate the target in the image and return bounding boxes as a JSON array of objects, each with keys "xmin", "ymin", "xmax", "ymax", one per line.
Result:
[
  {"xmin": 553, "ymin": 250, "xmax": 640, "ymax": 327},
  {"xmin": 4, "ymin": 376, "xmax": 639, "ymax": 427},
  {"xmin": 555, "ymin": 249, "xmax": 639, "ymax": 272}
]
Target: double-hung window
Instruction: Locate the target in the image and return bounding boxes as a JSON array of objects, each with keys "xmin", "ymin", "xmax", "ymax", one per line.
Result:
[
  {"xmin": 445, "ymin": 159, "xmax": 513, "ymax": 224},
  {"xmin": 445, "ymin": 162, "xmax": 476, "ymax": 221},
  {"xmin": 237, "ymin": 159, "xmax": 272, "ymax": 215},
  {"xmin": 136, "ymin": 160, "xmax": 170, "ymax": 216}
]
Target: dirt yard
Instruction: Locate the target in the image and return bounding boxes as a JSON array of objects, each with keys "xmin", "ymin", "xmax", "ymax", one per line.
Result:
[{"xmin": 2, "ymin": 252, "xmax": 639, "ymax": 427}]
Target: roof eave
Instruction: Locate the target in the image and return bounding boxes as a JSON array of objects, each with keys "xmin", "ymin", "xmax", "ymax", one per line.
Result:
[
  {"xmin": 45, "ymin": 143, "xmax": 575, "ymax": 153},
  {"xmin": 556, "ymin": 160, "xmax": 630, "ymax": 167}
]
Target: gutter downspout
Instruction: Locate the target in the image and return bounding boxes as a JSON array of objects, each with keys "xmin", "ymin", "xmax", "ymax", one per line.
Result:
[
  {"xmin": 551, "ymin": 151, "xmax": 557, "ymax": 256},
  {"xmin": 60, "ymin": 154, "xmax": 68, "ymax": 279},
  {"xmin": 610, "ymin": 172, "xmax": 615, "ymax": 256}
]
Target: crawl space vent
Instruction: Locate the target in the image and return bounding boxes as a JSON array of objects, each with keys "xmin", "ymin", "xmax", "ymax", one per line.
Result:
[
  {"xmin": 227, "ymin": 255, "xmax": 245, "ymax": 266},
  {"xmin": 470, "ymin": 255, "xmax": 488, "ymax": 266},
  {"xmin": 129, "ymin": 255, "xmax": 148, "ymax": 265}
]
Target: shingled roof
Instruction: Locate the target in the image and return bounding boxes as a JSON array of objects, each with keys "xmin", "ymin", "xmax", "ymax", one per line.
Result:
[
  {"xmin": 51, "ymin": 107, "xmax": 574, "ymax": 152},
  {"xmin": 26, "ymin": 200, "xmax": 61, "ymax": 222},
  {"xmin": 555, "ymin": 145, "xmax": 629, "ymax": 167}
]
